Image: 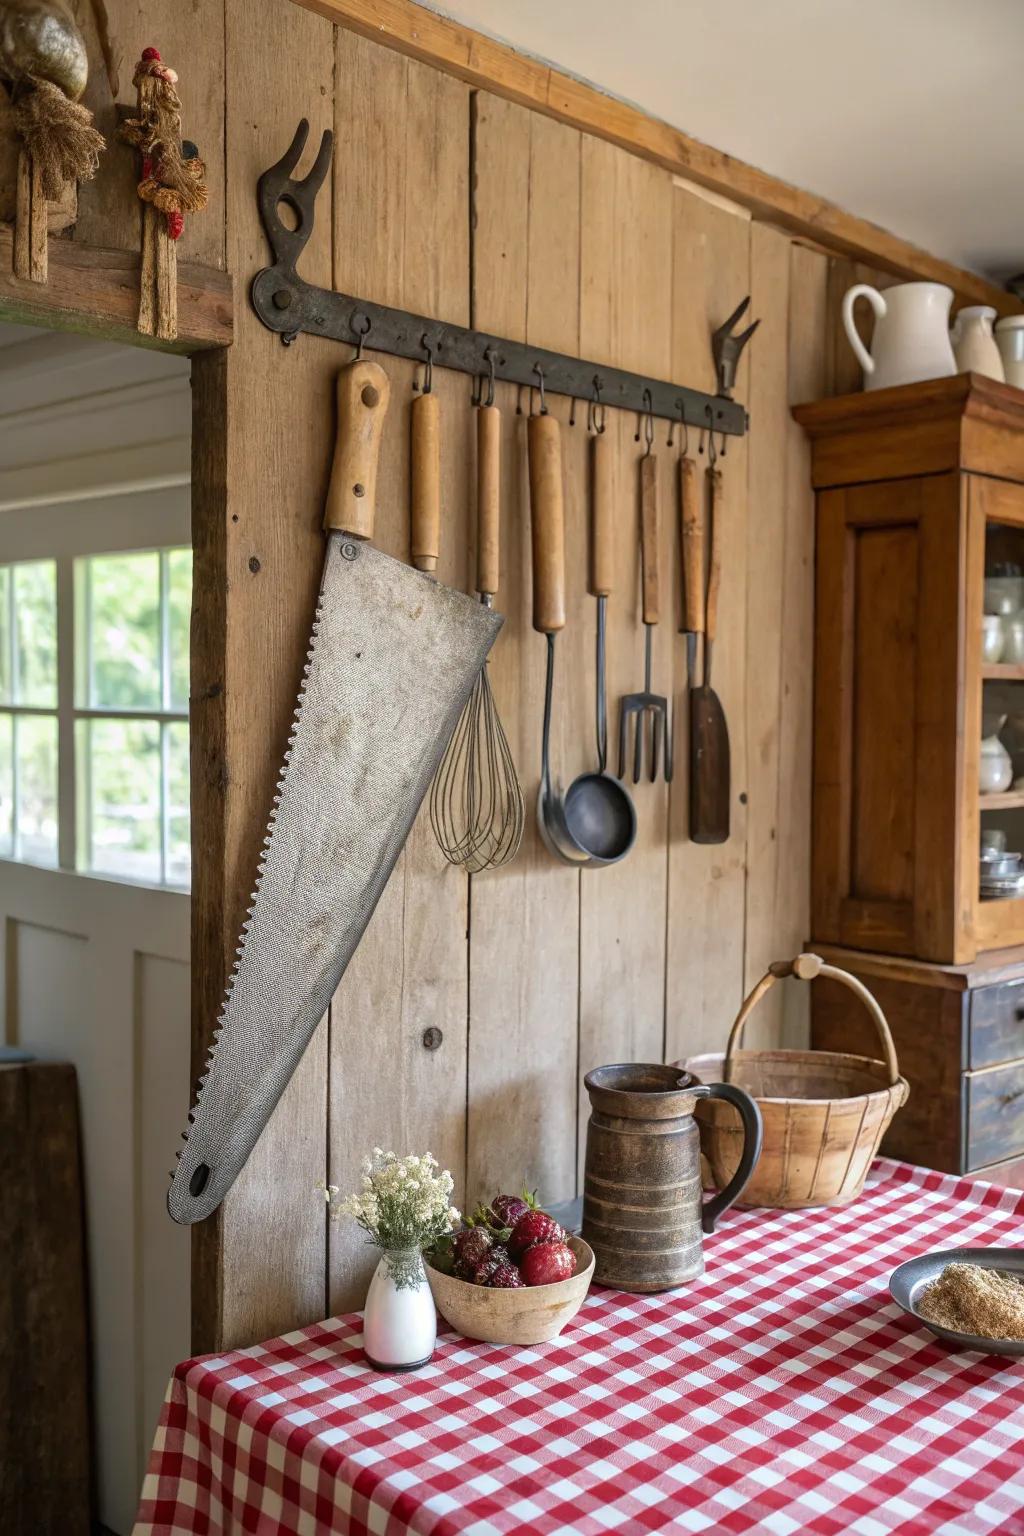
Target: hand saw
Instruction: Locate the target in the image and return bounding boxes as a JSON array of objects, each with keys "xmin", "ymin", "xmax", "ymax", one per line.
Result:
[{"xmin": 168, "ymin": 358, "xmax": 502, "ymax": 1224}]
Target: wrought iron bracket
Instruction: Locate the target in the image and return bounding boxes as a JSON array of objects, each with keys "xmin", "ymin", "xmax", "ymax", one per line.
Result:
[{"xmin": 251, "ymin": 120, "xmax": 751, "ymax": 439}]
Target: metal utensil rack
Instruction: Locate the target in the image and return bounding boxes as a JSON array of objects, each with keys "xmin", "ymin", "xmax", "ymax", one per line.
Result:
[{"xmin": 249, "ymin": 119, "xmax": 751, "ymax": 441}]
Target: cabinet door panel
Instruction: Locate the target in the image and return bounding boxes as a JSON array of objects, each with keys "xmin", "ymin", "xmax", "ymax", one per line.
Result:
[
  {"xmin": 850, "ymin": 523, "xmax": 917, "ymax": 903},
  {"xmin": 813, "ymin": 472, "xmax": 963, "ymax": 961}
]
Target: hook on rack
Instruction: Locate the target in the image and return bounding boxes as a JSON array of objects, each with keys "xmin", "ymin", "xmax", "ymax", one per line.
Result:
[
  {"xmin": 473, "ymin": 346, "xmax": 497, "ymax": 408},
  {"xmin": 352, "ymin": 312, "xmax": 372, "ymax": 360},
  {"xmin": 667, "ymin": 399, "xmax": 688, "ymax": 456},
  {"xmin": 587, "ymin": 376, "xmax": 607, "ymax": 435},
  {"xmin": 532, "ymin": 363, "xmax": 548, "ymax": 416},
  {"xmin": 413, "ymin": 335, "xmax": 435, "ymax": 395},
  {"xmin": 637, "ymin": 388, "xmax": 654, "ymax": 455}
]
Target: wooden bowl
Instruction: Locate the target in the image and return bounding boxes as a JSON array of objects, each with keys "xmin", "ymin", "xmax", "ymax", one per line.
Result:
[{"xmin": 424, "ymin": 1236, "xmax": 595, "ymax": 1346}]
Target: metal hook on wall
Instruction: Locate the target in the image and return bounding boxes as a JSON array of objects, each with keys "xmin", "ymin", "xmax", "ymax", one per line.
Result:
[
  {"xmin": 587, "ymin": 376, "xmax": 607, "ymax": 435},
  {"xmin": 637, "ymin": 388, "xmax": 655, "ymax": 456},
  {"xmin": 532, "ymin": 363, "xmax": 548, "ymax": 416},
  {"xmin": 352, "ymin": 312, "xmax": 372, "ymax": 360},
  {"xmin": 414, "ymin": 334, "xmax": 435, "ymax": 394},
  {"xmin": 667, "ymin": 398, "xmax": 688, "ymax": 456}
]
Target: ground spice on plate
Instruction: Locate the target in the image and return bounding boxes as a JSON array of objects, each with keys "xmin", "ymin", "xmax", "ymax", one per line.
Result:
[{"xmin": 917, "ymin": 1262, "xmax": 1024, "ymax": 1340}]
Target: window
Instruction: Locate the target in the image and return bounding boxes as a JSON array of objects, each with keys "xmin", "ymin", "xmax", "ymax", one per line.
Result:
[{"xmin": 0, "ymin": 549, "xmax": 191, "ymax": 888}]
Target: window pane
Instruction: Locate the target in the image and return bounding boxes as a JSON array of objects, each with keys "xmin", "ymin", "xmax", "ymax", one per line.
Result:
[
  {"xmin": 86, "ymin": 552, "xmax": 161, "ymax": 710},
  {"xmin": 0, "ymin": 714, "xmax": 12, "ymax": 858},
  {"xmin": 16, "ymin": 713, "xmax": 57, "ymax": 865},
  {"xmin": 168, "ymin": 549, "xmax": 191, "ymax": 713},
  {"xmin": 167, "ymin": 720, "xmax": 190, "ymax": 887},
  {"xmin": 14, "ymin": 561, "xmax": 56, "ymax": 707},
  {"xmin": 82, "ymin": 717, "xmax": 161, "ymax": 882},
  {"xmin": 0, "ymin": 569, "xmax": 10, "ymax": 706}
]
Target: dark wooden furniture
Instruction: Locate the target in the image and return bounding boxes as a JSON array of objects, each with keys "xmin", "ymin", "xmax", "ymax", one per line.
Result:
[
  {"xmin": 0, "ymin": 1061, "xmax": 91, "ymax": 1534},
  {"xmin": 810, "ymin": 944, "xmax": 1024, "ymax": 1184},
  {"xmin": 795, "ymin": 376, "xmax": 1024, "ymax": 1182}
]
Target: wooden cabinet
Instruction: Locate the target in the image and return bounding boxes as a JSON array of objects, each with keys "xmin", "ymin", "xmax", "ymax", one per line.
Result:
[
  {"xmin": 797, "ymin": 376, "xmax": 1024, "ymax": 1186},
  {"xmin": 810, "ymin": 944, "xmax": 1024, "ymax": 1186},
  {"xmin": 795, "ymin": 373, "xmax": 1024, "ymax": 967}
]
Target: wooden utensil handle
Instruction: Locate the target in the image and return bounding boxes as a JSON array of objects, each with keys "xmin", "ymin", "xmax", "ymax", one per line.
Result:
[
  {"xmin": 705, "ymin": 466, "xmax": 723, "ymax": 644},
  {"xmin": 411, "ymin": 391, "xmax": 441, "ymax": 572},
  {"xmin": 323, "ymin": 359, "xmax": 391, "ymax": 538},
  {"xmin": 528, "ymin": 413, "xmax": 565, "ymax": 634},
  {"xmin": 476, "ymin": 404, "xmax": 500, "ymax": 598},
  {"xmin": 640, "ymin": 454, "xmax": 659, "ymax": 625},
  {"xmin": 590, "ymin": 430, "xmax": 613, "ymax": 598},
  {"xmin": 680, "ymin": 456, "xmax": 704, "ymax": 634}
]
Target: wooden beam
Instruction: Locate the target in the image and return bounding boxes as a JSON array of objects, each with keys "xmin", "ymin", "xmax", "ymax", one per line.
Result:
[
  {"xmin": 0, "ymin": 229, "xmax": 233, "ymax": 352},
  {"xmin": 296, "ymin": 0, "xmax": 1019, "ymax": 317}
]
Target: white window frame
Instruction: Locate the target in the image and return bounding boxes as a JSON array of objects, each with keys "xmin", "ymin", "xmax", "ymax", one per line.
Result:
[{"xmin": 0, "ymin": 485, "xmax": 191, "ymax": 889}]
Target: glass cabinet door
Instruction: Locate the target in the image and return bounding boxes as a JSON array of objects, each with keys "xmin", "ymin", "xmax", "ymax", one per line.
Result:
[{"xmin": 973, "ymin": 479, "xmax": 1024, "ymax": 949}]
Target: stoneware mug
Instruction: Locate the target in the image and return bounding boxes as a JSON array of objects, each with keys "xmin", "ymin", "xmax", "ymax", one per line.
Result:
[{"xmin": 581, "ymin": 1063, "xmax": 762, "ymax": 1292}]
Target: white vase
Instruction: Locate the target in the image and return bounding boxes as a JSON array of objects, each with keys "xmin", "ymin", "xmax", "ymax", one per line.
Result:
[
  {"xmin": 842, "ymin": 281, "xmax": 956, "ymax": 391},
  {"xmin": 980, "ymin": 723, "xmax": 1013, "ymax": 796},
  {"xmin": 951, "ymin": 306, "xmax": 1004, "ymax": 381},
  {"xmin": 362, "ymin": 1248, "xmax": 436, "ymax": 1371}
]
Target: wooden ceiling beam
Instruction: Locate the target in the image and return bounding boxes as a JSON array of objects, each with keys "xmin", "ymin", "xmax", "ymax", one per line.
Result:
[
  {"xmin": 295, "ymin": 0, "xmax": 1019, "ymax": 316},
  {"xmin": 0, "ymin": 229, "xmax": 233, "ymax": 353}
]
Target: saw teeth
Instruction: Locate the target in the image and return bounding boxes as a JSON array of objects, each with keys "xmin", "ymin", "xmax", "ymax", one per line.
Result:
[{"xmin": 170, "ymin": 596, "xmax": 329, "ymax": 1182}]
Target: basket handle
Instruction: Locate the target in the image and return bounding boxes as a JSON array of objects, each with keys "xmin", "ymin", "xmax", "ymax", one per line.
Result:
[{"xmin": 723, "ymin": 952, "xmax": 901, "ymax": 1088}]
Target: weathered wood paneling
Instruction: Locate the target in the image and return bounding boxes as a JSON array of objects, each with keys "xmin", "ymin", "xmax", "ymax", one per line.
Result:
[
  {"xmin": 0, "ymin": 0, "xmax": 911, "ymax": 1345},
  {"xmin": 327, "ymin": 30, "xmax": 474, "ymax": 1312},
  {"xmin": 664, "ymin": 187, "xmax": 751, "ymax": 1064},
  {"xmin": 192, "ymin": 0, "xmax": 337, "ymax": 1352},
  {"xmin": 465, "ymin": 98, "xmax": 583, "ymax": 1219}
]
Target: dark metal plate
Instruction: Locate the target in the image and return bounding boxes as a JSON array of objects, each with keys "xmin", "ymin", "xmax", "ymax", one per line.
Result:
[{"xmin": 889, "ymin": 1247, "xmax": 1024, "ymax": 1356}]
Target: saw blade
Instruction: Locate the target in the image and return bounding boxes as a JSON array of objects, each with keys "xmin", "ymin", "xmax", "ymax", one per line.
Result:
[{"xmin": 168, "ymin": 533, "xmax": 501, "ymax": 1223}]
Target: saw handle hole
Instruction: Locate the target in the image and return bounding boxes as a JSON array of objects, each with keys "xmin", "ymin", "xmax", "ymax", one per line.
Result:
[{"xmin": 189, "ymin": 1163, "xmax": 211, "ymax": 1198}]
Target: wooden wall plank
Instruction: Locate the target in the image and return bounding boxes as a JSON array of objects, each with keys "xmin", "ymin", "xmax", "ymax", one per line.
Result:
[
  {"xmin": 742, "ymin": 222, "xmax": 791, "ymax": 1046},
  {"xmin": 328, "ymin": 31, "xmax": 473, "ymax": 1312},
  {"xmin": 665, "ymin": 187, "xmax": 752, "ymax": 1065},
  {"xmin": 577, "ymin": 140, "xmax": 673, "ymax": 1145},
  {"xmin": 741, "ymin": 231, "xmax": 828, "ymax": 1044},
  {"xmin": 779, "ymin": 243, "xmax": 829, "ymax": 1043},
  {"xmin": 465, "ymin": 99, "xmax": 584, "ymax": 1214},
  {"xmin": 192, "ymin": 0, "xmax": 335, "ymax": 1353}
]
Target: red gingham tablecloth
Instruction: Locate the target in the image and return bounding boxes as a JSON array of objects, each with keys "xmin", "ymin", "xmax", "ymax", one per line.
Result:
[{"xmin": 134, "ymin": 1159, "xmax": 1024, "ymax": 1536}]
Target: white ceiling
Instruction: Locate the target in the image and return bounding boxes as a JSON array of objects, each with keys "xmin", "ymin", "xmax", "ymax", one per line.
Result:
[{"xmin": 424, "ymin": 0, "xmax": 1024, "ymax": 282}]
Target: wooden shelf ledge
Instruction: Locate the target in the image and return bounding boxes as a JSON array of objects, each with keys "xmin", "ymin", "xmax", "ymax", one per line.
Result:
[
  {"xmin": 981, "ymin": 790, "xmax": 1024, "ymax": 810},
  {"xmin": 983, "ymin": 664, "xmax": 1024, "ymax": 681},
  {"xmin": 0, "ymin": 228, "xmax": 233, "ymax": 353}
]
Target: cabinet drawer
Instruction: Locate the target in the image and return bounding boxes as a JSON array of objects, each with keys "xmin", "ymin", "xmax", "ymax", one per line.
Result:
[
  {"xmin": 966, "ymin": 1059, "xmax": 1024, "ymax": 1170},
  {"xmin": 968, "ymin": 981, "xmax": 1024, "ymax": 1068}
]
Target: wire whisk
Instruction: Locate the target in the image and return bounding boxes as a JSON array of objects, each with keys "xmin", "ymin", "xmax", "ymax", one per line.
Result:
[
  {"xmin": 430, "ymin": 650, "xmax": 524, "ymax": 872},
  {"xmin": 429, "ymin": 379, "xmax": 523, "ymax": 873}
]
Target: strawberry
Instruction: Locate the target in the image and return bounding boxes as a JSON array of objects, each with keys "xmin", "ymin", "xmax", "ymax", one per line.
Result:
[
  {"xmin": 507, "ymin": 1210, "xmax": 565, "ymax": 1257},
  {"xmin": 488, "ymin": 1261, "xmax": 526, "ymax": 1288},
  {"xmin": 489, "ymin": 1193, "xmax": 531, "ymax": 1229},
  {"xmin": 452, "ymin": 1226, "xmax": 492, "ymax": 1279},
  {"xmin": 520, "ymin": 1241, "xmax": 576, "ymax": 1287}
]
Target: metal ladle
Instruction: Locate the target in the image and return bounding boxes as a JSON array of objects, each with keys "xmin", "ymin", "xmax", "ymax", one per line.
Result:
[
  {"xmin": 528, "ymin": 396, "xmax": 635, "ymax": 867},
  {"xmin": 527, "ymin": 393, "xmax": 592, "ymax": 864},
  {"xmin": 561, "ymin": 427, "xmax": 636, "ymax": 864}
]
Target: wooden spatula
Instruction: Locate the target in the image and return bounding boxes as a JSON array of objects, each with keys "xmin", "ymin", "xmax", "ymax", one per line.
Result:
[{"xmin": 688, "ymin": 464, "xmax": 730, "ymax": 843}]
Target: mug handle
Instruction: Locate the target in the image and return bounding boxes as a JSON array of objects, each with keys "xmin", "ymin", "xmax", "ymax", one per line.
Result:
[
  {"xmin": 842, "ymin": 283, "xmax": 887, "ymax": 378},
  {"xmin": 694, "ymin": 1082, "xmax": 763, "ymax": 1234}
]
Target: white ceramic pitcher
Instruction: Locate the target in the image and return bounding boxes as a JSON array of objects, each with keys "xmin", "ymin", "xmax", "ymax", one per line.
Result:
[{"xmin": 842, "ymin": 281, "xmax": 956, "ymax": 391}]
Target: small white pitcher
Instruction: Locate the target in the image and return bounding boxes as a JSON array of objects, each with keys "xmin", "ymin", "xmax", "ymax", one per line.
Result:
[
  {"xmin": 951, "ymin": 306, "xmax": 1004, "ymax": 381},
  {"xmin": 843, "ymin": 281, "xmax": 956, "ymax": 391}
]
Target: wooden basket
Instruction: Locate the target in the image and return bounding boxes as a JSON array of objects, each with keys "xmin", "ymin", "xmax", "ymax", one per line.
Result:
[{"xmin": 681, "ymin": 953, "xmax": 910, "ymax": 1210}]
